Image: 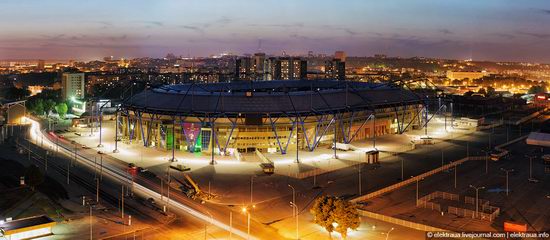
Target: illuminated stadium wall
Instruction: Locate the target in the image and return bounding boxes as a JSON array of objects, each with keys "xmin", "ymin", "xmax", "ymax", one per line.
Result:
[{"xmin": 119, "ymin": 80, "xmax": 424, "ymax": 154}]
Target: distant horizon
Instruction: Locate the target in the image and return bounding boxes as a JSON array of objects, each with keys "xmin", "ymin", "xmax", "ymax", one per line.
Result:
[
  {"xmin": 1, "ymin": 53, "xmax": 550, "ymax": 65},
  {"xmin": 1, "ymin": 0, "xmax": 550, "ymax": 62}
]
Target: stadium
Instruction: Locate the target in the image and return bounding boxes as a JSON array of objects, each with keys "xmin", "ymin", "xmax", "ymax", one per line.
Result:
[{"xmin": 119, "ymin": 80, "xmax": 424, "ymax": 156}]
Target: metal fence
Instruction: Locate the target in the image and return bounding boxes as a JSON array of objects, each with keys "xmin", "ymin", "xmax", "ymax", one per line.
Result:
[
  {"xmin": 352, "ymin": 157, "xmax": 471, "ymax": 203},
  {"xmin": 358, "ymin": 209, "xmax": 450, "ymax": 232}
]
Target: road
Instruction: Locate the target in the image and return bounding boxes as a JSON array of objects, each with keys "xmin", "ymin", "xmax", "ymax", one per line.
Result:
[{"xmin": 27, "ymin": 117, "xmax": 282, "ymax": 240}]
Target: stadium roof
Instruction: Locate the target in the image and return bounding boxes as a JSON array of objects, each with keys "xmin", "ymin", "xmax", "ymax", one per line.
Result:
[{"xmin": 122, "ymin": 80, "xmax": 423, "ymax": 117}]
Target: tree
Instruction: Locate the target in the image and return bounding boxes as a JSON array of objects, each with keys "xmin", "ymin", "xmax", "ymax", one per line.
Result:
[
  {"xmin": 24, "ymin": 165, "xmax": 44, "ymax": 191},
  {"xmin": 486, "ymin": 86, "xmax": 496, "ymax": 97},
  {"xmin": 528, "ymin": 85, "xmax": 546, "ymax": 94},
  {"xmin": 27, "ymin": 98, "xmax": 44, "ymax": 116},
  {"xmin": 310, "ymin": 196, "xmax": 361, "ymax": 239},
  {"xmin": 333, "ymin": 199, "xmax": 361, "ymax": 239},
  {"xmin": 311, "ymin": 196, "xmax": 337, "ymax": 239},
  {"xmin": 477, "ymin": 88, "xmax": 487, "ymax": 96},
  {"xmin": 4, "ymin": 87, "xmax": 31, "ymax": 100},
  {"xmin": 55, "ymin": 102, "xmax": 68, "ymax": 119},
  {"xmin": 44, "ymin": 99, "xmax": 56, "ymax": 116}
]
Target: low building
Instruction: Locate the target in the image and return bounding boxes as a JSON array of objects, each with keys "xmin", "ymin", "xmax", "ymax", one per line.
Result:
[
  {"xmin": 0, "ymin": 100, "xmax": 26, "ymax": 125},
  {"xmin": 533, "ymin": 93, "xmax": 550, "ymax": 107},
  {"xmin": 0, "ymin": 215, "xmax": 56, "ymax": 240},
  {"xmin": 446, "ymin": 71, "xmax": 488, "ymax": 80}
]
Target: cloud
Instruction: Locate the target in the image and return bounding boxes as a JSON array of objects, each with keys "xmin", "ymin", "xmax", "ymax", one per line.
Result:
[
  {"xmin": 139, "ymin": 21, "xmax": 164, "ymax": 28},
  {"xmin": 179, "ymin": 25, "xmax": 204, "ymax": 33},
  {"xmin": 491, "ymin": 33, "xmax": 515, "ymax": 39},
  {"xmin": 540, "ymin": 9, "xmax": 550, "ymax": 15},
  {"xmin": 517, "ymin": 31, "xmax": 550, "ymax": 39},
  {"xmin": 437, "ymin": 29, "xmax": 453, "ymax": 35}
]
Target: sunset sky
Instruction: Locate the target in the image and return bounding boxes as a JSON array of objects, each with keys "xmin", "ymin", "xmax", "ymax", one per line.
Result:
[{"xmin": 1, "ymin": 0, "xmax": 550, "ymax": 62}]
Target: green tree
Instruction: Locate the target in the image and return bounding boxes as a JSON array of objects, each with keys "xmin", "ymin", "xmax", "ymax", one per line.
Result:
[
  {"xmin": 55, "ymin": 102, "xmax": 68, "ymax": 119},
  {"xmin": 311, "ymin": 196, "xmax": 337, "ymax": 239},
  {"xmin": 528, "ymin": 85, "xmax": 546, "ymax": 94},
  {"xmin": 24, "ymin": 165, "xmax": 44, "ymax": 191},
  {"xmin": 27, "ymin": 98, "xmax": 44, "ymax": 116},
  {"xmin": 333, "ymin": 199, "xmax": 361, "ymax": 239},
  {"xmin": 44, "ymin": 99, "xmax": 56, "ymax": 116},
  {"xmin": 310, "ymin": 196, "xmax": 361, "ymax": 239}
]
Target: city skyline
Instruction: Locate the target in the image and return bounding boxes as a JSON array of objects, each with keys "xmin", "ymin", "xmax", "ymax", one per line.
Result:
[{"xmin": 1, "ymin": 0, "xmax": 550, "ymax": 62}]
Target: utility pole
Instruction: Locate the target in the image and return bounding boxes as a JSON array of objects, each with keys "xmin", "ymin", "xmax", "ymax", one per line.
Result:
[
  {"xmin": 66, "ymin": 160, "xmax": 70, "ymax": 185},
  {"xmin": 441, "ymin": 149, "xmax": 444, "ymax": 168}
]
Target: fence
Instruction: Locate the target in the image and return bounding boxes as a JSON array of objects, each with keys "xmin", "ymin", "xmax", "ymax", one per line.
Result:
[
  {"xmin": 357, "ymin": 209, "xmax": 450, "ymax": 232},
  {"xmin": 294, "ymin": 160, "xmax": 364, "ymax": 179},
  {"xmin": 352, "ymin": 157, "xmax": 471, "ymax": 203}
]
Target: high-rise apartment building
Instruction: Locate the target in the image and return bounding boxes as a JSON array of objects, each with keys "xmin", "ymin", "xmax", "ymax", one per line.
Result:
[
  {"xmin": 61, "ymin": 72, "xmax": 85, "ymax": 100},
  {"xmin": 272, "ymin": 57, "xmax": 307, "ymax": 80},
  {"xmin": 325, "ymin": 59, "xmax": 346, "ymax": 80}
]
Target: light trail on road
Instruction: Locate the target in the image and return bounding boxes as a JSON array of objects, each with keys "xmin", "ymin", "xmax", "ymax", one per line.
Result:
[{"xmin": 26, "ymin": 117, "xmax": 257, "ymax": 240}]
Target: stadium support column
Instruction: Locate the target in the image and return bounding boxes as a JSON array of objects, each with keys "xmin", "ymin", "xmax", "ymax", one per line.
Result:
[
  {"xmin": 373, "ymin": 114, "xmax": 376, "ymax": 149},
  {"xmin": 113, "ymin": 109, "xmax": 119, "ymax": 153},
  {"xmin": 210, "ymin": 120, "xmax": 216, "ymax": 165},
  {"xmin": 295, "ymin": 117, "xmax": 299, "ymax": 164},
  {"xmin": 424, "ymin": 100, "xmax": 429, "ymax": 136},
  {"xmin": 333, "ymin": 114, "xmax": 338, "ymax": 159},
  {"xmin": 171, "ymin": 117, "xmax": 176, "ymax": 162}
]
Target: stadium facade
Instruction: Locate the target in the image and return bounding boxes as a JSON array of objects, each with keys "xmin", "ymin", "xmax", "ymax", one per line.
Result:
[{"xmin": 119, "ymin": 80, "xmax": 424, "ymax": 155}]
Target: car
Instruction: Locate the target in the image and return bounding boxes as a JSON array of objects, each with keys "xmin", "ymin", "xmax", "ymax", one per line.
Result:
[
  {"xmin": 528, "ymin": 178, "xmax": 539, "ymax": 183},
  {"xmin": 82, "ymin": 145, "xmax": 90, "ymax": 149},
  {"xmin": 97, "ymin": 151, "xmax": 104, "ymax": 154},
  {"xmin": 128, "ymin": 163, "xmax": 137, "ymax": 170}
]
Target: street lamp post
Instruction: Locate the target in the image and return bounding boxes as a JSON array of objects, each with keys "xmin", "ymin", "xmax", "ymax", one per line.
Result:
[
  {"xmin": 242, "ymin": 207, "xmax": 251, "ymax": 240},
  {"xmin": 250, "ymin": 176, "xmax": 256, "ymax": 205},
  {"xmin": 413, "ymin": 176, "xmax": 423, "ymax": 206},
  {"xmin": 385, "ymin": 227, "xmax": 395, "ymax": 240},
  {"xmin": 290, "ymin": 202, "xmax": 299, "ymax": 240},
  {"xmin": 500, "ymin": 168, "xmax": 514, "ymax": 196},
  {"xmin": 454, "ymin": 162, "xmax": 457, "ymax": 189},
  {"xmin": 204, "ymin": 211, "xmax": 213, "ymax": 240},
  {"xmin": 481, "ymin": 149, "xmax": 489, "ymax": 174},
  {"xmin": 399, "ymin": 154, "xmax": 404, "ymax": 180},
  {"xmin": 358, "ymin": 166, "xmax": 362, "ymax": 195},
  {"xmin": 288, "ymin": 184, "xmax": 296, "ymax": 218},
  {"xmin": 469, "ymin": 185, "xmax": 485, "ymax": 218},
  {"xmin": 229, "ymin": 211, "xmax": 233, "ymax": 240},
  {"xmin": 113, "ymin": 110, "xmax": 119, "ymax": 153},
  {"xmin": 526, "ymin": 154, "xmax": 535, "ymax": 181}
]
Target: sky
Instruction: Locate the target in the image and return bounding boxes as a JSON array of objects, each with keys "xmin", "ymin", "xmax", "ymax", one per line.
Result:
[{"xmin": 1, "ymin": 0, "xmax": 550, "ymax": 62}]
